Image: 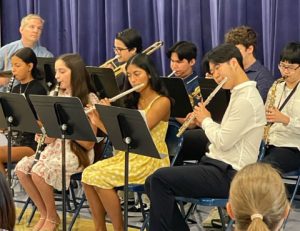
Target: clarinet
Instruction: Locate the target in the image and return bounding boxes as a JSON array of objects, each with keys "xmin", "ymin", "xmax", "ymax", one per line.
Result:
[
  {"xmin": 6, "ymin": 76, "xmax": 15, "ymax": 93},
  {"xmin": 31, "ymin": 83, "xmax": 60, "ymax": 168}
]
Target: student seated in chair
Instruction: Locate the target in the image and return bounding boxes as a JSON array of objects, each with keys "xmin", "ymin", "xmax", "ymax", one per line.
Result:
[
  {"xmin": 227, "ymin": 163, "xmax": 289, "ymax": 231},
  {"xmin": 145, "ymin": 43, "xmax": 266, "ymax": 231},
  {"xmin": 82, "ymin": 53, "xmax": 171, "ymax": 231},
  {"xmin": 262, "ymin": 42, "xmax": 300, "ymax": 174}
]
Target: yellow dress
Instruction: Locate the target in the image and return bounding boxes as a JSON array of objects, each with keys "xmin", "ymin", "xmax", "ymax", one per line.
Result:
[{"xmin": 82, "ymin": 96, "xmax": 170, "ymax": 189}]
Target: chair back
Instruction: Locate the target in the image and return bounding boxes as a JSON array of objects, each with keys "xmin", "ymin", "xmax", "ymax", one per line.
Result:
[
  {"xmin": 165, "ymin": 121, "xmax": 184, "ymax": 166},
  {"xmin": 258, "ymin": 140, "xmax": 266, "ymax": 161}
]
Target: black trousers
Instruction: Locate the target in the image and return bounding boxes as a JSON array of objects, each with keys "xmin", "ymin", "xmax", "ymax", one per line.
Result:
[
  {"xmin": 263, "ymin": 145, "xmax": 300, "ymax": 173},
  {"xmin": 145, "ymin": 156, "xmax": 236, "ymax": 231},
  {"xmin": 174, "ymin": 128, "xmax": 209, "ymax": 166}
]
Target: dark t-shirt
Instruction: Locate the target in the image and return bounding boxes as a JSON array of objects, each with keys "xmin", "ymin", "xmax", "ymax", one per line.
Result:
[{"xmin": 11, "ymin": 79, "xmax": 47, "ymax": 150}]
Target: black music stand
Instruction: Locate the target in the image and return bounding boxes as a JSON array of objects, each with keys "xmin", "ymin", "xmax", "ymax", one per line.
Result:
[
  {"xmin": 0, "ymin": 92, "xmax": 41, "ymax": 189},
  {"xmin": 161, "ymin": 77, "xmax": 193, "ymax": 117},
  {"xmin": 95, "ymin": 104, "xmax": 166, "ymax": 231},
  {"xmin": 36, "ymin": 57, "xmax": 56, "ymax": 91},
  {"xmin": 86, "ymin": 66, "xmax": 123, "ymax": 107},
  {"xmin": 29, "ymin": 95, "xmax": 97, "ymax": 231},
  {"xmin": 199, "ymin": 78, "xmax": 230, "ymax": 123}
]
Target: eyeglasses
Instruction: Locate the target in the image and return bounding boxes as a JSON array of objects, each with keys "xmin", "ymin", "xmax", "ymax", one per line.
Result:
[
  {"xmin": 278, "ymin": 63, "xmax": 300, "ymax": 72},
  {"xmin": 113, "ymin": 47, "xmax": 128, "ymax": 52}
]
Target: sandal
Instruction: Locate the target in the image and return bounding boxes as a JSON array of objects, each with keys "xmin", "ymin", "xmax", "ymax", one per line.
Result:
[
  {"xmin": 41, "ymin": 218, "xmax": 60, "ymax": 231},
  {"xmin": 32, "ymin": 217, "xmax": 45, "ymax": 231}
]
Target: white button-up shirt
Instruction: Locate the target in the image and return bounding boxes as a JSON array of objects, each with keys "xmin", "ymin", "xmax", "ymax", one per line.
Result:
[
  {"xmin": 268, "ymin": 81, "xmax": 300, "ymax": 150},
  {"xmin": 202, "ymin": 81, "xmax": 266, "ymax": 171}
]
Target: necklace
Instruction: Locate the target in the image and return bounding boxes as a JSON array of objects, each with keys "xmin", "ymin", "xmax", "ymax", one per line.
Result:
[{"xmin": 19, "ymin": 81, "xmax": 32, "ymax": 96}]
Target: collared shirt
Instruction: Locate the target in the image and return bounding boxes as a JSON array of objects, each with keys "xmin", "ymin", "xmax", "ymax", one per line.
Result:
[
  {"xmin": 202, "ymin": 81, "xmax": 266, "ymax": 171},
  {"xmin": 268, "ymin": 81, "xmax": 300, "ymax": 150},
  {"xmin": 245, "ymin": 60, "xmax": 274, "ymax": 102},
  {"xmin": 0, "ymin": 40, "xmax": 53, "ymax": 92}
]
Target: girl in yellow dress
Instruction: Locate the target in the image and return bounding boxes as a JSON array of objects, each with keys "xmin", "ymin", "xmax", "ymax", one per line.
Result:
[{"xmin": 82, "ymin": 53, "xmax": 171, "ymax": 231}]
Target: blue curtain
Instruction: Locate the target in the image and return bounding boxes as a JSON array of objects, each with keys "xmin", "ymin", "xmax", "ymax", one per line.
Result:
[{"xmin": 1, "ymin": 0, "xmax": 300, "ymax": 77}]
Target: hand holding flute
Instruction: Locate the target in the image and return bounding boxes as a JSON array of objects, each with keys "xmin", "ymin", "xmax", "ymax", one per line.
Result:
[{"xmin": 176, "ymin": 77, "xmax": 228, "ymax": 137}]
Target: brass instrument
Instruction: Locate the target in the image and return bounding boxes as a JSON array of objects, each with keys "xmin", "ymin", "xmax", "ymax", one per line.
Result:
[
  {"xmin": 176, "ymin": 77, "xmax": 228, "ymax": 137},
  {"xmin": 111, "ymin": 41, "xmax": 164, "ymax": 77},
  {"xmin": 188, "ymin": 86, "xmax": 202, "ymax": 107},
  {"xmin": 99, "ymin": 55, "xmax": 119, "ymax": 69},
  {"xmin": 263, "ymin": 77, "xmax": 284, "ymax": 144}
]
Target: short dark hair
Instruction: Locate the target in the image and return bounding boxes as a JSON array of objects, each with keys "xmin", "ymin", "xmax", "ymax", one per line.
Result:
[
  {"xmin": 12, "ymin": 47, "xmax": 40, "ymax": 79},
  {"xmin": 123, "ymin": 53, "xmax": 168, "ymax": 109},
  {"xmin": 225, "ymin": 25, "xmax": 257, "ymax": 51},
  {"xmin": 202, "ymin": 43, "xmax": 244, "ymax": 74},
  {"xmin": 280, "ymin": 42, "xmax": 300, "ymax": 64},
  {"xmin": 116, "ymin": 28, "xmax": 143, "ymax": 53},
  {"xmin": 166, "ymin": 41, "xmax": 197, "ymax": 61}
]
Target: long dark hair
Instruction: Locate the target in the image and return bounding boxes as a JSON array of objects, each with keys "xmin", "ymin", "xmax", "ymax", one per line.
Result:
[
  {"xmin": 0, "ymin": 173, "xmax": 15, "ymax": 230},
  {"xmin": 56, "ymin": 53, "xmax": 96, "ymax": 167},
  {"xmin": 12, "ymin": 47, "xmax": 40, "ymax": 79},
  {"xmin": 123, "ymin": 53, "xmax": 168, "ymax": 109}
]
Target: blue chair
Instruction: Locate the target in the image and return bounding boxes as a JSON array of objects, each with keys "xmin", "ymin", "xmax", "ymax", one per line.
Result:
[
  {"xmin": 258, "ymin": 141, "xmax": 300, "ymax": 229},
  {"xmin": 175, "ymin": 141, "xmax": 266, "ymax": 231},
  {"xmin": 116, "ymin": 121, "xmax": 184, "ymax": 231}
]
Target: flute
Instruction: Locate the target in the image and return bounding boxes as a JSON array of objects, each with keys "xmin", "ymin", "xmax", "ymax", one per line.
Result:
[
  {"xmin": 85, "ymin": 83, "xmax": 145, "ymax": 113},
  {"xmin": 176, "ymin": 77, "xmax": 228, "ymax": 137},
  {"xmin": 167, "ymin": 71, "xmax": 176, "ymax": 78}
]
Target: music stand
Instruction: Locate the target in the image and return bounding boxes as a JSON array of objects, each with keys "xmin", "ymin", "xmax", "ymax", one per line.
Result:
[
  {"xmin": 29, "ymin": 94, "xmax": 97, "ymax": 231},
  {"xmin": 0, "ymin": 92, "xmax": 41, "ymax": 188},
  {"xmin": 36, "ymin": 57, "xmax": 56, "ymax": 91},
  {"xmin": 86, "ymin": 66, "xmax": 122, "ymax": 106},
  {"xmin": 199, "ymin": 78, "xmax": 230, "ymax": 123},
  {"xmin": 95, "ymin": 104, "xmax": 166, "ymax": 231},
  {"xmin": 161, "ymin": 77, "xmax": 193, "ymax": 117}
]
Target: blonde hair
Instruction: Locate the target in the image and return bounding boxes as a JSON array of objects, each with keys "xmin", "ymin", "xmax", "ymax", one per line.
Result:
[
  {"xmin": 20, "ymin": 14, "xmax": 44, "ymax": 29},
  {"xmin": 229, "ymin": 163, "xmax": 289, "ymax": 231}
]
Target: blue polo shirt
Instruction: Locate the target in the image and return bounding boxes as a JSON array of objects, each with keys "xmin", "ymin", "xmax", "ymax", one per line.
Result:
[{"xmin": 245, "ymin": 60, "xmax": 274, "ymax": 102}]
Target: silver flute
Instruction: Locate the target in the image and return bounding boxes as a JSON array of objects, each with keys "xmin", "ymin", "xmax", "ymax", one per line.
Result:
[
  {"xmin": 85, "ymin": 83, "xmax": 145, "ymax": 114},
  {"xmin": 176, "ymin": 77, "xmax": 228, "ymax": 137}
]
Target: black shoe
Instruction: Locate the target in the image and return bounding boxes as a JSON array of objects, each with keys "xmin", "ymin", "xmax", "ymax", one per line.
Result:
[{"xmin": 127, "ymin": 204, "xmax": 149, "ymax": 217}]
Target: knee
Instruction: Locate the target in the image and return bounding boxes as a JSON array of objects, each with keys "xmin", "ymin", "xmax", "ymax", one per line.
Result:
[{"xmin": 146, "ymin": 167, "xmax": 169, "ymax": 193}]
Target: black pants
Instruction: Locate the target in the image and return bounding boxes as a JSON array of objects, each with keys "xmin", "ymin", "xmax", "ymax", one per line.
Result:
[
  {"xmin": 145, "ymin": 156, "xmax": 236, "ymax": 231},
  {"xmin": 174, "ymin": 128, "xmax": 209, "ymax": 166},
  {"xmin": 263, "ymin": 145, "xmax": 300, "ymax": 173}
]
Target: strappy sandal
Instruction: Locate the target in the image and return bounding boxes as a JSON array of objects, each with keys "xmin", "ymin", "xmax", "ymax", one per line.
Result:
[
  {"xmin": 42, "ymin": 219, "xmax": 60, "ymax": 231},
  {"xmin": 32, "ymin": 217, "xmax": 46, "ymax": 231}
]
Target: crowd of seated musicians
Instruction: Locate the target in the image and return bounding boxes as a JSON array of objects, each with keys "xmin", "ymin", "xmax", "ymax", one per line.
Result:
[{"xmin": 0, "ymin": 19, "xmax": 300, "ymax": 231}]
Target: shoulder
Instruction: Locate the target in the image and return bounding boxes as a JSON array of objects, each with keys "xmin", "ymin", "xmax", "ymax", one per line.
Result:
[
  {"xmin": 0, "ymin": 40, "xmax": 22, "ymax": 55},
  {"xmin": 34, "ymin": 45, "xmax": 54, "ymax": 57},
  {"xmin": 151, "ymin": 95, "xmax": 171, "ymax": 108}
]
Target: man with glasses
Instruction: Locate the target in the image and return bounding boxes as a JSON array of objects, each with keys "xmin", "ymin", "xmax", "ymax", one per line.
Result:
[
  {"xmin": 262, "ymin": 42, "xmax": 300, "ymax": 174},
  {"xmin": 0, "ymin": 14, "xmax": 53, "ymax": 92},
  {"xmin": 145, "ymin": 43, "xmax": 266, "ymax": 231},
  {"xmin": 225, "ymin": 25, "xmax": 274, "ymax": 102}
]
